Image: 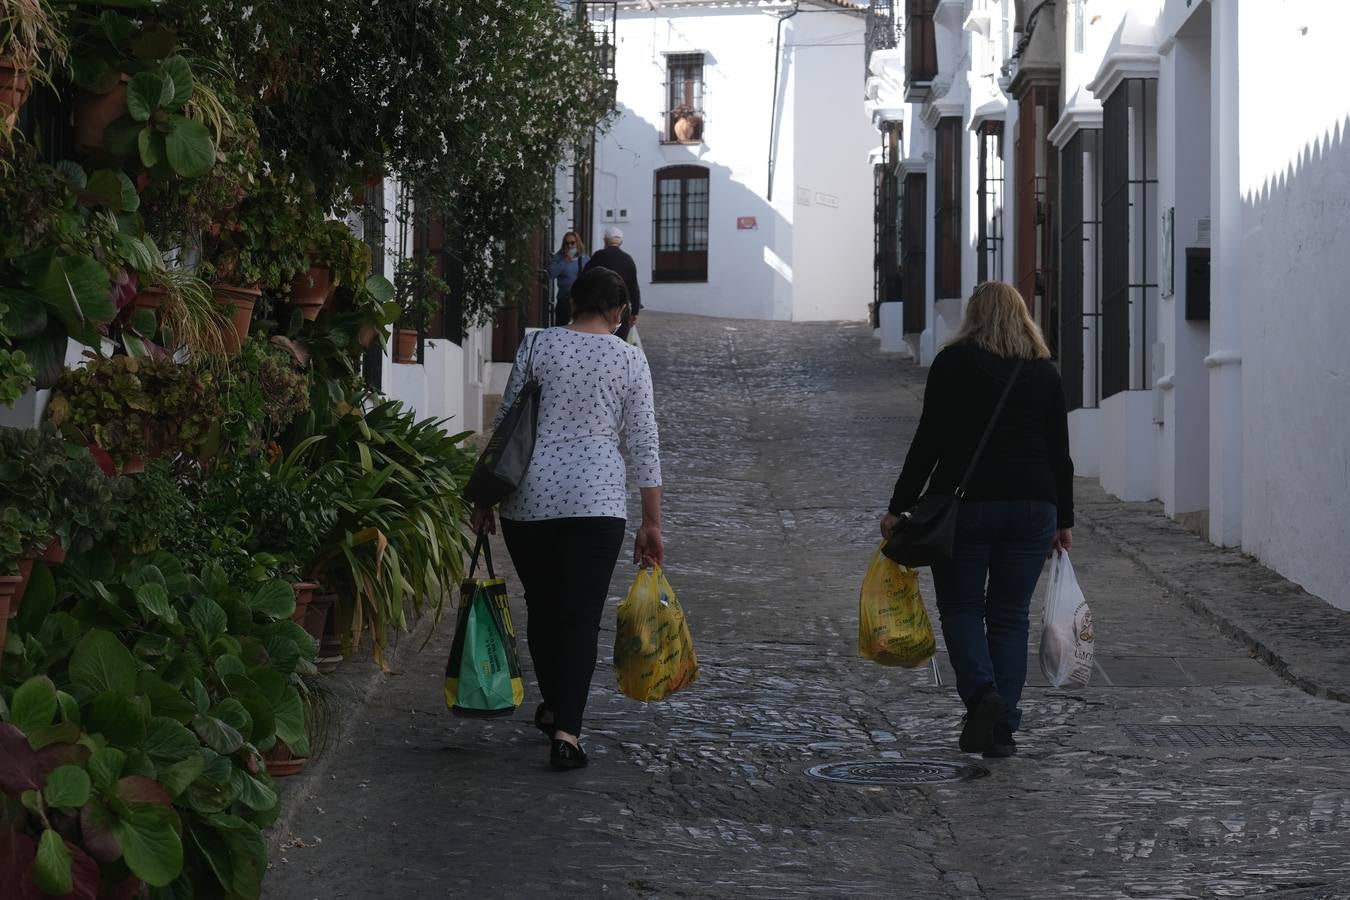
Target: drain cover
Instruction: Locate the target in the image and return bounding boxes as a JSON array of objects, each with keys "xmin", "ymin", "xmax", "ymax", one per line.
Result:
[
  {"xmin": 805, "ymin": 758, "xmax": 989, "ymax": 786},
  {"xmin": 1123, "ymin": 724, "xmax": 1350, "ymax": 750}
]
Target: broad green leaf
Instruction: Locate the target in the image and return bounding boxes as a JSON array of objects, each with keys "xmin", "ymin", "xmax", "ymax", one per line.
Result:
[
  {"xmin": 24, "ymin": 721, "xmax": 80, "ymax": 750},
  {"xmin": 142, "ymin": 718, "xmax": 199, "ymax": 763},
  {"xmin": 213, "ymin": 654, "xmax": 245, "ymax": 678},
  {"xmin": 210, "ymin": 700, "xmax": 251, "ymax": 738},
  {"xmin": 37, "ymin": 255, "xmax": 116, "ymax": 328},
  {"xmin": 270, "ymin": 687, "xmax": 306, "ymax": 748},
  {"xmin": 88, "ymin": 746, "xmax": 127, "ymax": 792},
  {"xmin": 69, "ymin": 631, "xmax": 137, "ymax": 698},
  {"xmin": 244, "ymin": 667, "xmax": 286, "ymax": 705},
  {"xmin": 227, "ymin": 768, "xmax": 277, "ymax": 813},
  {"xmin": 188, "ymin": 599, "xmax": 227, "ymax": 646},
  {"xmin": 365, "ymin": 273, "xmax": 395, "ymax": 303},
  {"xmin": 247, "ymin": 580, "xmax": 295, "ymax": 620},
  {"xmin": 191, "ymin": 716, "xmax": 243, "ymax": 755},
  {"xmin": 112, "ymin": 806, "xmax": 183, "ymax": 887},
  {"xmin": 135, "ymin": 583, "xmax": 176, "ymax": 625},
  {"xmin": 190, "ymin": 679, "xmax": 210, "ymax": 715},
  {"xmin": 130, "ymin": 307, "xmax": 157, "ymax": 335},
  {"xmin": 164, "ymin": 117, "xmax": 214, "ymax": 178},
  {"xmin": 11, "ymin": 676, "xmax": 58, "ymax": 733},
  {"xmin": 126, "ymin": 72, "xmax": 166, "ymax": 121},
  {"xmin": 56, "ymin": 691, "xmax": 80, "ymax": 726},
  {"xmin": 82, "ymin": 170, "xmax": 125, "ymax": 208},
  {"xmin": 261, "ymin": 637, "xmax": 300, "ymax": 676},
  {"xmin": 161, "ymin": 57, "xmax": 193, "ymax": 110},
  {"xmin": 54, "ymin": 160, "xmax": 86, "ymax": 189},
  {"xmin": 237, "ymin": 696, "xmax": 276, "ymax": 747},
  {"xmin": 136, "ymin": 673, "xmax": 195, "ymax": 722},
  {"xmin": 34, "ymin": 828, "xmax": 74, "ymax": 896},
  {"xmin": 44, "ymin": 766, "xmax": 91, "ymax": 808},
  {"xmin": 116, "ymin": 775, "xmax": 172, "ymax": 806},
  {"xmin": 137, "ymin": 128, "xmax": 162, "ymax": 169},
  {"xmin": 85, "ymin": 692, "xmax": 147, "ymax": 747},
  {"xmin": 117, "ymin": 171, "xmax": 140, "ymax": 211},
  {"xmin": 158, "ymin": 754, "xmax": 204, "ymax": 798},
  {"xmin": 80, "ymin": 798, "xmax": 122, "ymax": 864},
  {"xmin": 104, "ymin": 115, "xmax": 142, "ymax": 157}
]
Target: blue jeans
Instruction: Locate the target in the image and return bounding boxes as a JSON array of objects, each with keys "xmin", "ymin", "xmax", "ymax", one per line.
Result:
[{"xmin": 931, "ymin": 500, "xmax": 1057, "ymax": 730}]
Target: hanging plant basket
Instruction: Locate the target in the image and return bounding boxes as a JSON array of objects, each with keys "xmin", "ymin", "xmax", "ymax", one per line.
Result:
[
  {"xmin": 0, "ymin": 59, "xmax": 33, "ymax": 127},
  {"xmin": 211, "ymin": 284, "xmax": 260, "ymax": 354},
  {"xmin": 289, "ymin": 266, "xmax": 334, "ymax": 320}
]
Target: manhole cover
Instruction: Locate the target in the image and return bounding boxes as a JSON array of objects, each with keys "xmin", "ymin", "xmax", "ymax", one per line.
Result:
[
  {"xmin": 1123, "ymin": 724, "xmax": 1350, "ymax": 749},
  {"xmin": 805, "ymin": 758, "xmax": 989, "ymax": 786}
]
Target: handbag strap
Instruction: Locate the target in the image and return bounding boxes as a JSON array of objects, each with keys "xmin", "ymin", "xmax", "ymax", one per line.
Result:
[
  {"xmin": 467, "ymin": 529, "xmax": 496, "ymax": 580},
  {"xmin": 955, "ymin": 358, "xmax": 1026, "ymax": 498},
  {"xmin": 521, "ymin": 331, "xmax": 541, "ymax": 383}
]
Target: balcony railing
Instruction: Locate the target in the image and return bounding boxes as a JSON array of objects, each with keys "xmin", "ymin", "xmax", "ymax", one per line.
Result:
[{"xmin": 865, "ymin": 0, "xmax": 901, "ymax": 79}]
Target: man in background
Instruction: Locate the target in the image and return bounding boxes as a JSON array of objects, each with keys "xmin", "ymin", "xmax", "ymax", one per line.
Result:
[{"xmin": 584, "ymin": 226, "xmax": 642, "ymax": 341}]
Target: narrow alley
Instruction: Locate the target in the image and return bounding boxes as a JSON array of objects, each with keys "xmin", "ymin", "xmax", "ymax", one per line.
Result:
[{"xmin": 264, "ymin": 314, "xmax": 1350, "ymax": 899}]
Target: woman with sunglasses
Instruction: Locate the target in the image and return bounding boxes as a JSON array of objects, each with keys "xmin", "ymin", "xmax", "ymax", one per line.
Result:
[{"xmin": 547, "ymin": 231, "xmax": 590, "ymax": 325}]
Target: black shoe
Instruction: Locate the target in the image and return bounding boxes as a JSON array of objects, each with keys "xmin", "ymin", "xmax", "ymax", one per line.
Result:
[
  {"xmin": 984, "ymin": 721, "xmax": 1017, "ymax": 758},
  {"xmin": 550, "ymin": 739, "xmax": 588, "ymax": 770},
  {"xmin": 533, "ymin": 703, "xmax": 555, "ymax": 739},
  {"xmin": 959, "ymin": 688, "xmax": 1007, "ymax": 754}
]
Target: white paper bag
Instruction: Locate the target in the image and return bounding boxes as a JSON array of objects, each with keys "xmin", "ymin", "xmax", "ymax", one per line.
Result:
[{"xmin": 1038, "ymin": 552, "xmax": 1094, "ymax": 687}]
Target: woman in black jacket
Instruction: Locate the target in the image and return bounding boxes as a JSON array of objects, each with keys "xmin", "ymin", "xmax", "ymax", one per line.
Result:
[{"xmin": 881, "ymin": 281, "xmax": 1073, "ymax": 758}]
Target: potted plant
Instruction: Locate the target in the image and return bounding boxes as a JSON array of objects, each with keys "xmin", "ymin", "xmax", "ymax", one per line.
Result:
[
  {"xmin": 0, "ymin": 0, "xmax": 66, "ymax": 141},
  {"xmin": 390, "ymin": 255, "xmax": 446, "ymax": 364},
  {"xmin": 672, "ymin": 104, "xmax": 703, "ymax": 143},
  {"xmin": 46, "ymin": 355, "xmax": 223, "ymax": 474},
  {"xmin": 289, "ymin": 219, "xmax": 370, "ymax": 321}
]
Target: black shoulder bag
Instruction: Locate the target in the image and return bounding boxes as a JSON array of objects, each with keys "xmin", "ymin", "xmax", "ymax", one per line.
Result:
[
  {"xmin": 882, "ymin": 359, "xmax": 1025, "ymax": 568},
  {"xmin": 464, "ymin": 334, "xmax": 542, "ymax": 507}
]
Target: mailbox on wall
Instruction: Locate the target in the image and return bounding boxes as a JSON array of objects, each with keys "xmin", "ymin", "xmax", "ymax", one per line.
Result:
[{"xmin": 1185, "ymin": 247, "xmax": 1210, "ymax": 321}]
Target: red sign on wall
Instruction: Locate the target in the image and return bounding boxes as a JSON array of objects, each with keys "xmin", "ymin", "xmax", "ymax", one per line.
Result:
[{"xmin": 736, "ymin": 216, "xmax": 758, "ymax": 230}]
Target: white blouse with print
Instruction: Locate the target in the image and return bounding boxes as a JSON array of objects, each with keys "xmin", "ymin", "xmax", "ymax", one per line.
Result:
[{"xmin": 494, "ymin": 328, "xmax": 661, "ymax": 522}]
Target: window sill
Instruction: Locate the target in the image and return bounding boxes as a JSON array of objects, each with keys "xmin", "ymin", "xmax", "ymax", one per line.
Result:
[
  {"xmin": 660, "ymin": 139, "xmax": 705, "ymax": 146},
  {"xmin": 651, "ymin": 276, "xmax": 709, "ymax": 284}
]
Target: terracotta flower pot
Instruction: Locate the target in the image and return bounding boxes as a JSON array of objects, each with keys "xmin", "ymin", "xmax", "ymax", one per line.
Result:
[
  {"xmin": 290, "ymin": 581, "xmax": 319, "ymax": 625},
  {"xmin": 40, "ymin": 537, "xmax": 66, "ymax": 566},
  {"xmin": 10, "ymin": 555, "xmax": 35, "ymax": 612},
  {"xmin": 0, "ymin": 576, "xmax": 18, "ymax": 659},
  {"xmin": 674, "ymin": 114, "xmax": 702, "ymax": 143},
  {"xmin": 131, "ymin": 286, "xmax": 165, "ymax": 314},
  {"xmin": 73, "ymin": 75, "xmax": 130, "ymax": 155},
  {"xmin": 211, "ymin": 284, "xmax": 260, "ymax": 354},
  {"xmin": 393, "ymin": 328, "xmax": 418, "ymax": 364},
  {"xmin": 264, "ymin": 740, "xmax": 308, "ymax": 777},
  {"xmin": 288, "ymin": 266, "xmax": 334, "ymax": 320},
  {"xmin": 0, "ymin": 60, "xmax": 32, "ymax": 128},
  {"xmin": 302, "ymin": 590, "xmax": 335, "ymax": 645},
  {"xmin": 87, "ymin": 444, "xmax": 144, "ymax": 477},
  {"xmin": 316, "ymin": 592, "xmax": 343, "ymax": 673}
]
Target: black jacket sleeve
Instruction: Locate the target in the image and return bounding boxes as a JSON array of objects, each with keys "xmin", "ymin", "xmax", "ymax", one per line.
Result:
[
  {"xmin": 1045, "ymin": 369, "xmax": 1075, "ymax": 528},
  {"xmin": 622, "ymin": 254, "xmax": 641, "ymax": 316},
  {"xmin": 888, "ymin": 351, "xmax": 952, "ymax": 515}
]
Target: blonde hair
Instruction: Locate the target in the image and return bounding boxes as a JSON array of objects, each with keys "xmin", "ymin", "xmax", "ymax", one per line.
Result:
[{"xmin": 951, "ymin": 281, "xmax": 1051, "ymax": 360}]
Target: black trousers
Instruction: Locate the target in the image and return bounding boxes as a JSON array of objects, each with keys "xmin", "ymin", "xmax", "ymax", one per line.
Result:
[{"xmin": 500, "ymin": 517, "xmax": 626, "ymax": 736}]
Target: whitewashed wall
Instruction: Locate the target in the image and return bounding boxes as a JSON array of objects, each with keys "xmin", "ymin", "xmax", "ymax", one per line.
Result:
[
  {"xmin": 1233, "ymin": 0, "xmax": 1350, "ymax": 608},
  {"xmin": 595, "ymin": 2, "xmax": 875, "ymax": 322}
]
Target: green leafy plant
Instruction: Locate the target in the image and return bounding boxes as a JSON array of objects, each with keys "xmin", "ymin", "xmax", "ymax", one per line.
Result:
[
  {"xmin": 0, "ymin": 506, "xmax": 28, "ymax": 575},
  {"xmin": 0, "ymin": 427, "xmax": 116, "ymax": 560},
  {"xmin": 0, "ymin": 0, "xmax": 68, "ymax": 155},
  {"xmin": 200, "ymin": 169, "xmax": 316, "ymax": 291},
  {"xmin": 302, "ymin": 218, "xmax": 370, "ymax": 290},
  {"xmin": 47, "ymin": 355, "xmax": 223, "ymax": 469},
  {"xmin": 104, "ymin": 56, "xmax": 216, "ymax": 179},
  {"xmin": 392, "ymin": 254, "xmax": 446, "ymax": 329}
]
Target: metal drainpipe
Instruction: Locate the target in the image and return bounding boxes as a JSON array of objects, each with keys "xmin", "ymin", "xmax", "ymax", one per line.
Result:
[{"xmin": 767, "ymin": 1, "xmax": 800, "ymax": 201}]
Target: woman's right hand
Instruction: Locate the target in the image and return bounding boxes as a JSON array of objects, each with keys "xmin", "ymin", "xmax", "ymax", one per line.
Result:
[
  {"xmin": 880, "ymin": 513, "xmax": 900, "ymax": 541},
  {"xmin": 634, "ymin": 522, "xmax": 663, "ymax": 568},
  {"xmin": 1049, "ymin": 528, "xmax": 1072, "ymax": 556},
  {"xmin": 471, "ymin": 506, "xmax": 496, "ymax": 536}
]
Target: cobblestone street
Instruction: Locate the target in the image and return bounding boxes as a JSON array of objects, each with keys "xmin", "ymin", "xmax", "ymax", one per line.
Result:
[{"xmin": 264, "ymin": 314, "xmax": 1350, "ymax": 899}]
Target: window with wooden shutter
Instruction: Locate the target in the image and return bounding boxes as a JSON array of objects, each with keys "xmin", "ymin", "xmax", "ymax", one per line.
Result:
[
  {"xmin": 666, "ymin": 53, "xmax": 705, "ymax": 143},
  {"xmin": 934, "ymin": 117, "xmax": 963, "ymax": 299},
  {"xmin": 652, "ymin": 166, "xmax": 710, "ymax": 282}
]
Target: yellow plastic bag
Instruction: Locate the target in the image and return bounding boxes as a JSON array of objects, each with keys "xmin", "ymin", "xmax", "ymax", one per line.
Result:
[
  {"xmin": 859, "ymin": 546, "xmax": 937, "ymax": 667},
  {"xmin": 614, "ymin": 566, "xmax": 700, "ymax": 701}
]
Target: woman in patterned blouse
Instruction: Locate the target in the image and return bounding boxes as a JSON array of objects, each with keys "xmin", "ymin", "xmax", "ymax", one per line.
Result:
[{"xmin": 472, "ymin": 267, "xmax": 663, "ymax": 770}]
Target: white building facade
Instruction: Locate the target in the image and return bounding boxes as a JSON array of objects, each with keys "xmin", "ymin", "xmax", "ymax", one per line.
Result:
[
  {"xmin": 866, "ymin": 0, "xmax": 1350, "ymax": 610},
  {"xmin": 564, "ymin": 0, "xmax": 879, "ymax": 322}
]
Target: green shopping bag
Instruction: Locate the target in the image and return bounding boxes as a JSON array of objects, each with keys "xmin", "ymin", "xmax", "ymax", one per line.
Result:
[{"xmin": 444, "ymin": 533, "xmax": 525, "ymax": 717}]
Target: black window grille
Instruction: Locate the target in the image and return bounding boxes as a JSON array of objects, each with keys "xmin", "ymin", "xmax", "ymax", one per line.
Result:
[
  {"xmin": 666, "ymin": 53, "xmax": 705, "ymax": 143},
  {"xmin": 1058, "ymin": 128, "xmax": 1103, "ymax": 411},
  {"xmin": 900, "ymin": 171, "xmax": 927, "ymax": 333},
  {"xmin": 652, "ymin": 165, "xmax": 709, "ymax": 282},
  {"xmin": 977, "ymin": 122, "xmax": 1005, "ymax": 284},
  {"xmin": 1101, "ymin": 78, "xmax": 1158, "ymax": 398},
  {"xmin": 17, "ymin": 80, "xmax": 75, "ymax": 164},
  {"xmin": 934, "ymin": 117, "xmax": 962, "ymax": 299},
  {"xmin": 874, "ymin": 124, "xmax": 902, "ymax": 316},
  {"xmin": 865, "ymin": 0, "xmax": 900, "ymax": 79},
  {"xmin": 905, "ymin": 0, "xmax": 938, "ymax": 84}
]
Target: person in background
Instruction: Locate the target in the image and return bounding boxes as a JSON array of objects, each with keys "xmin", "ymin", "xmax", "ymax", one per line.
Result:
[
  {"xmin": 472, "ymin": 266, "xmax": 663, "ymax": 771},
  {"xmin": 584, "ymin": 226, "xmax": 642, "ymax": 340},
  {"xmin": 880, "ymin": 280, "xmax": 1073, "ymax": 759},
  {"xmin": 547, "ymin": 231, "xmax": 589, "ymax": 325}
]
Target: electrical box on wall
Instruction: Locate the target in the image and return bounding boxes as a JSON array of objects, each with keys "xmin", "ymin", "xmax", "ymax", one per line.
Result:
[{"xmin": 600, "ymin": 208, "xmax": 631, "ymax": 223}]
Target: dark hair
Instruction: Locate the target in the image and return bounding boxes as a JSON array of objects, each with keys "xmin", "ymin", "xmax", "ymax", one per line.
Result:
[{"xmin": 570, "ymin": 266, "xmax": 629, "ymax": 316}]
